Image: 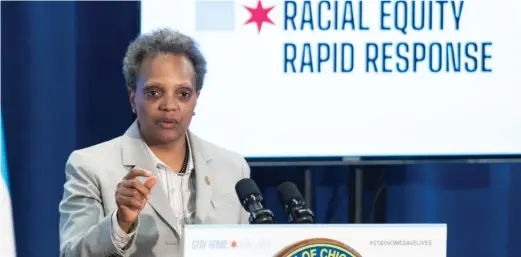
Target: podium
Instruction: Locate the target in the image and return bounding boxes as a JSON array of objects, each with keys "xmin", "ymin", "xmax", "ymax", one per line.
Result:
[{"xmin": 182, "ymin": 224, "xmax": 447, "ymax": 257}]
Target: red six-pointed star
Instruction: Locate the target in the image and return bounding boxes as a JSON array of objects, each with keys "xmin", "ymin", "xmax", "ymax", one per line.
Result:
[{"xmin": 244, "ymin": 0, "xmax": 275, "ymax": 33}]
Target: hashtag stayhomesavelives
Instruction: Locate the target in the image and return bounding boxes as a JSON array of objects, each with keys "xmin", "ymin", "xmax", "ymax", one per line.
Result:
[{"xmin": 369, "ymin": 240, "xmax": 433, "ymax": 247}]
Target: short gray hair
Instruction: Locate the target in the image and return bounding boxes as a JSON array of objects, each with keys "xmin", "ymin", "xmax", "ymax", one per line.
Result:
[{"xmin": 123, "ymin": 28, "xmax": 207, "ymax": 91}]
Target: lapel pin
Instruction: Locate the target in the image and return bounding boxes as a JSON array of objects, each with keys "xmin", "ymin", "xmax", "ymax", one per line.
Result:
[{"xmin": 204, "ymin": 176, "xmax": 211, "ymax": 185}]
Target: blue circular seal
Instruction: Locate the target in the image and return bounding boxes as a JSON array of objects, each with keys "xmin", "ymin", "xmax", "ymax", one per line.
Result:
[{"xmin": 276, "ymin": 238, "xmax": 362, "ymax": 257}]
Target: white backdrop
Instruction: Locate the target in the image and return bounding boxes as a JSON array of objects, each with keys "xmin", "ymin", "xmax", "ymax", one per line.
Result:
[{"xmin": 142, "ymin": 0, "xmax": 521, "ymax": 158}]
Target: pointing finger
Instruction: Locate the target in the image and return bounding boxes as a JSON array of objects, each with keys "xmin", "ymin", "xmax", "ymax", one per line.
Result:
[
  {"xmin": 124, "ymin": 168, "xmax": 152, "ymax": 180},
  {"xmin": 144, "ymin": 176, "xmax": 157, "ymax": 190}
]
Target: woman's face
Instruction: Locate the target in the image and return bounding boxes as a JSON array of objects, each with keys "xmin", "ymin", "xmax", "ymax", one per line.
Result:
[{"xmin": 129, "ymin": 53, "xmax": 199, "ymax": 146}]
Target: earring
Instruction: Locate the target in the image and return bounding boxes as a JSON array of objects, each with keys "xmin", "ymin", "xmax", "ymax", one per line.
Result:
[
  {"xmin": 132, "ymin": 108, "xmax": 136, "ymax": 114},
  {"xmin": 193, "ymin": 112, "xmax": 196, "ymax": 116}
]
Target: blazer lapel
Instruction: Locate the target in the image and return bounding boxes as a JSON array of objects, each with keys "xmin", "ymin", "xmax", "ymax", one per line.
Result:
[
  {"xmin": 188, "ymin": 132, "xmax": 214, "ymax": 223},
  {"xmin": 120, "ymin": 121, "xmax": 179, "ymax": 234}
]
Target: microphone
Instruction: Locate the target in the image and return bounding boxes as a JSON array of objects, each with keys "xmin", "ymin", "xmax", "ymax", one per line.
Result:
[
  {"xmin": 277, "ymin": 182, "xmax": 315, "ymax": 224},
  {"xmin": 235, "ymin": 178, "xmax": 275, "ymax": 224}
]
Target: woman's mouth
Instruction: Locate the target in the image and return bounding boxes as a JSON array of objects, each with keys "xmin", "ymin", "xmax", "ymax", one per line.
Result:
[{"xmin": 157, "ymin": 119, "xmax": 178, "ymax": 129}]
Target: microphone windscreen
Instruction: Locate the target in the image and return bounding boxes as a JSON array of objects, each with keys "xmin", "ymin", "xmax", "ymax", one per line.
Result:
[
  {"xmin": 235, "ymin": 178, "xmax": 262, "ymax": 200},
  {"xmin": 277, "ymin": 182, "xmax": 304, "ymax": 204}
]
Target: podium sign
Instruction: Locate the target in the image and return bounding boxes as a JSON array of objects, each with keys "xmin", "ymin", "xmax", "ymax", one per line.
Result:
[{"xmin": 183, "ymin": 224, "xmax": 447, "ymax": 257}]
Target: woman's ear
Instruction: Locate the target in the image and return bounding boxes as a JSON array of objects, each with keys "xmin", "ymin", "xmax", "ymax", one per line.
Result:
[{"xmin": 128, "ymin": 88, "xmax": 136, "ymax": 112}]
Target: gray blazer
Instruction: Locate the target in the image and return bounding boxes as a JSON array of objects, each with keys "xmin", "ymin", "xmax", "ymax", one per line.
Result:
[{"xmin": 59, "ymin": 121, "xmax": 250, "ymax": 257}]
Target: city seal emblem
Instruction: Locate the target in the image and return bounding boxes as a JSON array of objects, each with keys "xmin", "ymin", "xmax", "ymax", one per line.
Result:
[{"xmin": 275, "ymin": 238, "xmax": 362, "ymax": 257}]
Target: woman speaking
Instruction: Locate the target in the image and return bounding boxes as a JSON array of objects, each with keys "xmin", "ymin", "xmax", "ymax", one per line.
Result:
[{"xmin": 59, "ymin": 28, "xmax": 250, "ymax": 257}]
